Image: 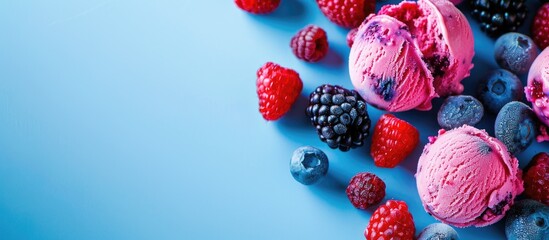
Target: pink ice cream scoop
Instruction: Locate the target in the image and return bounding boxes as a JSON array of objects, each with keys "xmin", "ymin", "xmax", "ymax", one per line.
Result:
[
  {"xmin": 349, "ymin": 0, "xmax": 474, "ymax": 112},
  {"xmin": 416, "ymin": 125, "xmax": 523, "ymax": 228},
  {"xmin": 525, "ymin": 47, "xmax": 549, "ymax": 142}
]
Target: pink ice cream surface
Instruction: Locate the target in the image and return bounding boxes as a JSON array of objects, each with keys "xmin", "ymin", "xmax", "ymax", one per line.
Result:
[
  {"xmin": 416, "ymin": 125, "xmax": 524, "ymax": 228},
  {"xmin": 525, "ymin": 47, "xmax": 549, "ymax": 142},
  {"xmin": 349, "ymin": 0, "xmax": 474, "ymax": 112},
  {"xmin": 349, "ymin": 16, "xmax": 437, "ymax": 111}
]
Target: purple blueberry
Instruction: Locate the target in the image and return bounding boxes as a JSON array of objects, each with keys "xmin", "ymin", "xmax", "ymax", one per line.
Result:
[
  {"xmin": 494, "ymin": 32, "xmax": 539, "ymax": 74},
  {"xmin": 290, "ymin": 146, "xmax": 329, "ymax": 185},
  {"xmin": 477, "ymin": 69, "xmax": 523, "ymax": 114},
  {"xmin": 417, "ymin": 223, "xmax": 459, "ymax": 240},
  {"xmin": 437, "ymin": 95, "xmax": 484, "ymax": 129},
  {"xmin": 505, "ymin": 200, "xmax": 549, "ymax": 240},
  {"xmin": 495, "ymin": 101, "xmax": 539, "ymax": 155}
]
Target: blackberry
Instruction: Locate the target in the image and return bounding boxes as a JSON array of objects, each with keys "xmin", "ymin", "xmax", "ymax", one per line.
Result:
[
  {"xmin": 306, "ymin": 84, "xmax": 371, "ymax": 151},
  {"xmin": 469, "ymin": 0, "xmax": 527, "ymax": 37}
]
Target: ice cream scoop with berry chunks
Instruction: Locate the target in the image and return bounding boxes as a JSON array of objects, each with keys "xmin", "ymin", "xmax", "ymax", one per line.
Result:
[
  {"xmin": 495, "ymin": 101, "xmax": 539, "ymax": 156},
  {"xmin": 505, "ymin": 200, "xmax": 549, "ymax": 240},
  {"xmin": 525, "ymin": 47, "xmax": 549, "ymax": 142},
  {"xmin": 477, "ymin": 69, "xmax": 523, "ymax": 114},
  {"xmin": 306, "ymin": 84, "xmax": 371, "ymax": 152},
  {"xmin": 416, "ymin": 125, "xmax": 523, "ymax": 227},
  {"xmin": 349, "ymin": 0, "xmax": 474, "ymax": 112},
  {"xmin": 289, "ymin": 146, "xmax": 329, "ymax": 185}
]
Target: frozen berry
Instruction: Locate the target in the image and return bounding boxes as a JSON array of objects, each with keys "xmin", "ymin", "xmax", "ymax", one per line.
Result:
[
  {"xmin": 469, "ymin": 0, "xmax": 527, "ymax": 37},
  {"xmin": 234, "ymin": 0, "xmax": 280, "ymax": 14},
  {"xmin": 523, "ymin": 153, "xmax": 549, "ymax": 205},
  {"xmin": 371, "ymin": 114, "xmax": 419, "ymax": 168},
  {"xmin": 345, "ymin": 172, "xmax": 385, "ymax": 209},
  {"xmin": 256, "ymin": 62, "xmax": 303, "ymax": 121},
  {"xmin": 417, "ymin": 223, "xmax": 459, "ymax": 240},
  {"xmin": 290, "ymin": 146, "xmax": 329, "ymax": 185},
  {"xmin": 315, "ymin": 0, "xmax": 375, "ymax": 28},
  {"xmin": 494, "ymin": 33, "xmax": 539, "ymax": 74},
  {"xmin": 505, "ymin": 200, "xmax": 549, "ymax": 240},
  {"xmin": 365, "ymin": 200, "xmax": 415, "ymax": 240},
  {"xmin": 437, "ymin": 95, "xmax": 484, "ymax": 129},
  {"xmin": 495, "ymin": 101, "xmax": 539, "ymax": 155},
  {"xmin": 477, "ymin": 69, "xmax": 523, "ymax": 114},
  {"xmin": 290, "ymin": 25, "xmax": 329, "ymax": 62},
  {"xmin": 532, "ymin": 3, "xmax": 549, "ymax": 50},
  {"xmin": 306, "ymin": 84, "xmax": 371, "ymax": 151},
  {"xmin": 347, "ymin": 28, "xmax": 358, "ymax": 47}
]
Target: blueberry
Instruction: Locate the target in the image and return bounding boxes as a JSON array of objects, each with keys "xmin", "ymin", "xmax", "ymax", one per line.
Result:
[
  {"xmin": 477, "ymin": 69, "xmax": 523, "ymax": 114},
  {"xmin": 495, "ymin": 101, "xmax": 539, "ymax": 155},
  {"xmin": 437, "ymin": 95, "xmax": 484, "ymax": 129},
  {"xmin": 505, "ymin": 200, "xmax": 549, "ymax": 240},
  {"xmin": 417, "ymin": 223, "xmax": 459, "ymax": 240},
  {"xmin": 290, "ymin": 146, "xmax": 329, "ymax": 185},
  {"xmin": 494, "ymin": 32, "xmax": 539, "ymax": 74}
]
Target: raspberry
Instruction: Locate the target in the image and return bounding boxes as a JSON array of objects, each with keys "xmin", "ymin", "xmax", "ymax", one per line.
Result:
[
  {"xmin": 371, "ymin": 114, "xmax": 419, "ymax": 168},
  {"xmin": 346, "ymin": 172, "xmax": 386, "ymax": 210},
  {"xmin": 290, "ymin": 25, "xmax": 329, "ymax": 62},
  {"xmin": 256, "ymin": 62, "xmax": 303, "ymax": 121},
  {"xmin": 235, "ymin": 0, "xmax": 280, "ymax": 14},
  {"xmin": 532, "ymin": 3, "xmax": 549, "ymax": 50},
  {"xmin": 365, "ymin": 200, "xmax": 415, "ymax": 240},
  {"xmin": 306, "ymin": 84, "xmax": 371, "ymax": 151},
  {"xmin": 523, "ymin": 152, "xmax": 549, "ymax": 205},
  {"xmin": 316, "ymin": 0, "xmax": 376, "ymax": 28},
  {"xmin": 347, "ymin": 28, "xmax": 358, "ymax": 47},
  {"xmin": 469, "ymin": 0, "xmax": 527, "ymax": 37}
]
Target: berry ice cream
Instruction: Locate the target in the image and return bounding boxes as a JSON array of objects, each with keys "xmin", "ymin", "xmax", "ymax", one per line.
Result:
[
  {"xmin": 525, "ymin": 47, "xmax": 549, "ymax": 142},
  {"xmin": 416, "ymin": 125, "xmax": 524, "ymax": 227},
  {"xmin": 349, "ymin": 0, "xmax": 474, "ymax": 112}
]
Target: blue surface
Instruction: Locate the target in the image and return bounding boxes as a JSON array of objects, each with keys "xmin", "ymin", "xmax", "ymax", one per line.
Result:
[{"xmin": 0, "ymin": 0, "xmax": 547, "ymax": 239}]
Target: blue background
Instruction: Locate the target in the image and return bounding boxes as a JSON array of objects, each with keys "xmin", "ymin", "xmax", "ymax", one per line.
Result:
[{"xmin": 0, "ymin": 0, "xmax": 547, "ymax": 239}]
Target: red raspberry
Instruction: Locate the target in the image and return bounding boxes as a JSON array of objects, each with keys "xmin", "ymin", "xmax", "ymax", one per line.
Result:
[
  {"xmin": 290, "ymin": 25, "xmax": 329, "ymax": 62},
  {"xmin": 235, "ymin": 0, "xmax": 280, "ymax": 14},
  {"xmin": 316, "ymin": 0, "xmax": 376, "ymax": 28},
  {"xmin": 370, "ymin": 114, "xmax": 419, "ymax": 168},
  {"xmin": 256, "ymin": 62, "xmax": 303, "ymax": 121},
  {"xmin": 346, "ymin": 172, "xmax": 386, "ymax": 209},
  {"xmin": 365, "ymin": 200, "xmax": 415, "ymax": 240},
  {"xmin": 523, "ymin": 152, "xmax": 549, "ymax": 205},
  {"xmin": 347, "ymin": 28, "xmax": 358, "ymax": 47},
  {"xmin": 532, "ymin": 3, "xmax": 549, "ymax": 50}
]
